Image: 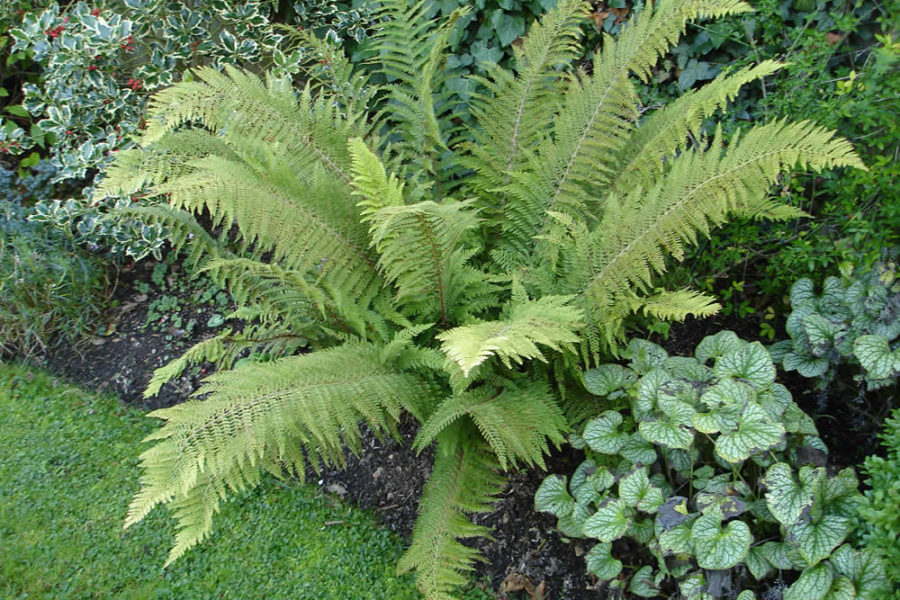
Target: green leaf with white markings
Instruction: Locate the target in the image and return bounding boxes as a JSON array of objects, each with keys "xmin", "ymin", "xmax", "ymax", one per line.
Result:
[
  {"xmin": 695, "ymin": 330, "xmax": 745, "ymax": 364},
  {"xmin": 619, "ymin": 467, "xmax": 664, "ymax": 513},
  {"xmin": 854, "ymin": 335, "xmax": 900, "ymax": 380},
  {"xmin": 692, "ymin": 509, "xmax": 752, "ymax": 570},
  {"xmin": 585, "ymin": 542, "xmax": 623, "ymax": 580},
  {"xmin": 584, "ymin": 410, "xmax": 629, "ymax": 454},
  {"xmin": 584, "ymin": 364, "xmax": 636, "ymax": 397},
  {"xmin": 535, "ymin": 475, "xmax": 574, "ymax": 518},
  {"xmin": 763, "ymin": 462, "xmax": 813, "ymax": 526},
  {"xmin": 583, "ymin": 499, "xmax": 631, "ymax": 542},
  {"xmin": 784, "ymin": 564, "xmax": 833, "ymax": 600},
  {"xmin": 714, "ymin": 342, "xmax": 776, "ymax": 388},
  {"xmin": 715, "ymin": 402, "xmax": 785, "ymax": 463}
]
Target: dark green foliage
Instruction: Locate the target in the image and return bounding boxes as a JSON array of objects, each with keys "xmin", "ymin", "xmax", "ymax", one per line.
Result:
[
  {"xmin": 536, "ymin": 333, "xmax": 890, "ymax": 598},
  {"xmin": 0, "ymin": 200, "xmax": 108, "ymax": 360},
  {"xmin": 860, "ymin": 409, "xmax": 900, "ymax": 599},
  {"xmin": 99, "ymin": 1, "xmax": 863, "ymax": 596},
  {"xmin": 769, "ymin": 265, "xmax": 900, "ymax": 400}
]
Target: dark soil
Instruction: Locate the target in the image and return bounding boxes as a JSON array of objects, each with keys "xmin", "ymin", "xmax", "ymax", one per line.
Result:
[{"xmin": 39, "ymin": 258, "xmax": 890, "ymax": 600}]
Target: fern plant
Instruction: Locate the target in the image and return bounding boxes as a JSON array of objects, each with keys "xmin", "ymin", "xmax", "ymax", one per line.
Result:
[{"xmin": 99, "ymin": 0, "xmax": 863, "ymax": 597}]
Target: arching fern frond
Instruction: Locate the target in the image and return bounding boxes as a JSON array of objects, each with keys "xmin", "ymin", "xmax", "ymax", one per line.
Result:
[
  {"xmin": 437, "ymin": 294, "xmax": 583, "ymax": 377},
  {"xmin": 127, "ymin": 343, "xmax": 441, "ymax": 565},
  {"xmin": 464, "ymin": 0, "xmax": 587, "ymax": 214},
  {"xmin": 397, "ymin": 430, "xmax": 506, "ymax": 599}
]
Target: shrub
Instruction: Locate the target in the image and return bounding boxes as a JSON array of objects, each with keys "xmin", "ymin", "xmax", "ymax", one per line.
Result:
[
  {"xmin": 860, "ymin": 409, "xmax": 900, "ymax": 598},
  {"xmin": 1, "ymin": 0, "xmax": 372, "ymax": 259},
  {"xmin": 769, "ymin": 266, "xmax": 900, "ymax": 399},
  {"xmin": 0, "ymin": 199, "xmax": 109, "ymax": 360},
  {"xmin": 99, "ymin": 0, "xmax": 863, "ymax": 597},
  {"xmin": 536, "ymin": 333, "xmax": 889, "ymax": 598}
]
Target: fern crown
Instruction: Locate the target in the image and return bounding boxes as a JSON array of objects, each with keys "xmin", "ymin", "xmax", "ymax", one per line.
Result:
[{"xmin": 100, "ymin": 0, "xmax": 863, "ymax": 597}]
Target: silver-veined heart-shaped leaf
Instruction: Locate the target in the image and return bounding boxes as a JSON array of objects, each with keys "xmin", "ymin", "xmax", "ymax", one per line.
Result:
[
  {"xmin": 639, "ymin": 418, "xmax": 693, "ymax": 450},
  {"xmin": 619, "ymin": 467, "xmax": 664, "ymax": 513},
  {"xmin": 692, "ymin": 509, "xmax": 752, "ymax": 570},
  {"xmin": 584, "ymin": 410, "xmax": 629, "ymax": 454},
  {"xmin": 757, "ymin": 541, "xmax": 796, "ymax": 570},
  {"xmin": 664, "ymin": 356, "xmax": 714, "ymax": 381},
  {"xmin": 736, "ymin": 591, "xmax": 756, "ymax": 600},
  {"xmin": 783, "ymin": 351, "xmax": 830, "ymax": 378},
  {"xmin": 570, "ymin": 458, "xmax": 596, "ymax": 497},
  {"xmin": 585, "ymin": 542, "xmax": 622, "ymax": 580},
  {"xmin": 535, "ymin": 474, "xmax": 574, "ymax": 518},
  {"xmin": 624, "ymin": 339, "xmax": 668, "ymax": 374},
  {"xmin": 714, "ymin": 342, "xmax": 776, "ymax": 388},
  {"xmin": 802, "ymin": 313, "xmax": 843, "ymax": 350},
  {"xmin": 635, "ymin": 368, "xmax": 673, "ymax": 416},
  {"xmin": 628, "ymin": 565, "xmax": 659, "ymax": 598},
  {"xmin": 789, "ymin": 513, "xmax": 851, "ymax": 567},
  {"xmin": 620, "ymin": 433, "xmax": 657, "ymax": 465},
  {"xmin": 783, "ymin": 563, "xmax": 833, "ymax": 600},
  {"xmin": 829, "ymin": 545, "xmax": 889, "ymax": 600},
  {"xmin": 763, "ymin": 462, "xmax": 813, "ymax": 527},
  {"xmin": 854, "ymin": 335, "xmax": 900, "ymax": 380},
  {"xmin": 757, "ymin": 383, "xmax": 792, "ymax": 420},
  {"xmin": 715, "ymin": 402, "xmax": 785, "ymax": 463},
  {"xmin": 584, "ymin": 364, "xmax": 637, "ymax": 397},
  {"xmin": 790, "ymin": 278, "xmax": 817, "ymax": 309},
  {"xmin": 746, "ymin": 546, "xmax": 773, "ymax": 580},
  {"xmin": 657, "ymin": 522, "xmax": 693, "ymax": 555},
  {"xmin": 783, "ymin": 401, "xmax": 819, "ymax": 435},
  {"xmin": 583, "ymin": 499, "xmax": 631, "ymax": 542},
  {"xmin": 696, "ymin": 330, "xmax": 745, "ymax": 364}
]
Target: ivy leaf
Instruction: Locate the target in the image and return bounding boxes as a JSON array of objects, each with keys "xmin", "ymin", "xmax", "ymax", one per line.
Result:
[
  {"xmin": 714, "ymin": 342, "xmax": 776, "ymax": 388},
  {"xmin": 692, "ymin": 509, "xmax": 752, "ymax": 570},
  {"xmin": 489, "ymin": 9, "xmax": 525, "ymax": 47},
  {"xmin": 535, "ymin": 475, "xmax": 574, "ymax": 518},
  {"xmin": 584, "ymin": 411, "xmax": 629, "ymax": 454},
  {"xmin": 783, "ymin": 563, "xmax": 833, "ymax": 600},
  {"xmin": 854, "ymin": 335, "xmax": 900, "ymax": 380},
  {"xmin": 584, "ymin": 364, "xmax": 636, "ymax": 397},
  {"xmin": 696, "ymin": 330, "xmax": 745, "ymax": 364},
  {"xmin": 763, "ymin": 462, "xmax": 813, "ymax": 527},
  {"xmin": 583, "ymin": 499, "xmax": 631, "ymax": 542},
  {"xmin": 619, "ymin": 467, "xmax": 664, "ymax": 513},
  {"xmin": 715, "ymin": 402, "xmax": 785, "ymax": 463},
  {"xmin": 585, "ymin": 542, "xmax": 622, "ymax": 580},
  {"xmin": 628, "ymin": 566, "xmax": 659, "ymax": 598}
]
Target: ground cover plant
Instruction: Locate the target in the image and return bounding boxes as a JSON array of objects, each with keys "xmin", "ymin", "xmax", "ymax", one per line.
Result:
[
  {"xmin": 94, "ymin": 0, "xmax": 866, "ymax": 597},
  {"xmin": 536, "ymin": 333, "xmax": 889, "ymax": 598},
  {"xmin": 0, "ymin": 363, "xmax": 454, "ymax": 600}
]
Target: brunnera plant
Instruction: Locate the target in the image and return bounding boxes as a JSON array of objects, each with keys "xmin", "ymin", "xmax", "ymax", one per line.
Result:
[
  {"xmin": 99, "ymin": 0, "xmax": 862, "ymax": 597},
  {"xmin": 536, "ymin": 334, "xmax": 889, "ymax": 599}
]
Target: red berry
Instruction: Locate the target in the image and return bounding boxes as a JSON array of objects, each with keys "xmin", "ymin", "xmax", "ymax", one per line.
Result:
[{"xmin": 91, "ymin": 8, "xmax": 101, "ymax": 16}]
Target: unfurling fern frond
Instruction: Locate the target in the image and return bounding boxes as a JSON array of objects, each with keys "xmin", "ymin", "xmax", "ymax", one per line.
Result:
[
  {"xmin": 437, "ymin": 294, "xmax": 583, "ymax": 377},
  {"xmin": 397, "ymin": 429, "xmax": 506, "ymax": 599},
  {"xmin": 128, "ymin": 343, "xmax": 440, "ymax": 565}
]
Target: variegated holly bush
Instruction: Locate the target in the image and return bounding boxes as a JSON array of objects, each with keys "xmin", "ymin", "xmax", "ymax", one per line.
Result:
[
  {"xmin": 536, "ymin": 332, "xmax": 889, "ymax": 599},
  {"xmin": 769, "ymin": 264, "xmax": 900, "ymax": 395}
]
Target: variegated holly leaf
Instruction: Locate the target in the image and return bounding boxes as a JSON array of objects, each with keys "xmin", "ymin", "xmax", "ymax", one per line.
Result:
[
  {"xmin": 628, "ymin": 565, "xmax": 659, "ymax": 598},
  {"xmin": 535, "ymin": 474, "xmax": 574, "ymax": 518},
  {"xmin": 854, "ymin": 335, "xmax": 900, "ymax": 380},
  {"xmin": 696, "ymin": 330, "xmax": 745, "ymax": 364},
  {"xmin": 624, "ymin": 339, "xmax": 668, "ymax": 374},
  {"xmin": 763, "ymin": 462, "xmax": 813, "ymax": 527},
  {"xmin": 692, "ymin": 509, "xmax": 752, "ymax": 570},
  {"xmin": 715, "ymin": 402, "xmax": 785, "ymax": 463},
  {"xmin": 583, "ymin": 499, "xmax": 631, "ymax": 542},
  {"xmin": 585, "ymin": 542, "xmax": 622, "ymax": 580},
  {"xmin": 783, "ymin": 563, "xmax": 833, "ymax": 600},
  {"xmin": 584, "ymin": 364, "xmax": 637, "ymax": 397},
  {"xmin": 714, "ymin": 342, "xmax": 776, "ymax": 388},
  {"xmin": 584, "ymin": 410, "xmax": 629, "ymax": 454},
  {"xmin": 619, "ymin": 467, "xmax": 664, "ymax": 513},
  {"xmin": 620, "ymin": 433, "xmax": 657, "ymax": 465}
]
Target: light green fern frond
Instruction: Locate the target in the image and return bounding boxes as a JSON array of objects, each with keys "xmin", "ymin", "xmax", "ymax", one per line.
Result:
[
  {"xmin": 369, "ymin": 0, "xmax": 470, "ymax": 193},
  {"xmin": 496, "ymin": 0, "xmax": 752, "ymax": 266},
  {"xmin": 437, "ymin": 294, "xmax": 583, "ymax": 377},
  {"xmin": 397, "ymin": 430, "xmax": 506, "ymax": 599},
  {"xmin": 610, "ymin": 60, "xmax": 783, "ymax": 194},
  {"xmin": 414, "ymin": 380, "xmax": 567, "ymax": 469},
  {"xmin": 127, "ymin": 343, "xmax": 440, "ymax": 565},
  {"xmin": 464, "ymin": 0, "xmax": 587, "ymax": 211},
  {"xmin": 572, "ymin": 119, "xmax": 863, "ymax": 356}
]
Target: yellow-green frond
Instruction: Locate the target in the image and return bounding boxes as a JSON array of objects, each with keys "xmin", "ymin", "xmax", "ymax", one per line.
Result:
[
  {"xmin": 126, "ymin": 343, "xmax": 439, "ymax": 565},
  {"xmin": 397, "ymin": 431, "xmax": 506, "ymax": 599},
  {"xmin": 437, "ymin": 294, "xmax": 583, "ymax": 376}
]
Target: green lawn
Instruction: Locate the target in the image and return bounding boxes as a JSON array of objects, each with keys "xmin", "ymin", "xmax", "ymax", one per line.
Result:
[{"xmin": 0, "ymin": 364, "xmax": 491, "ymax": 600}]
